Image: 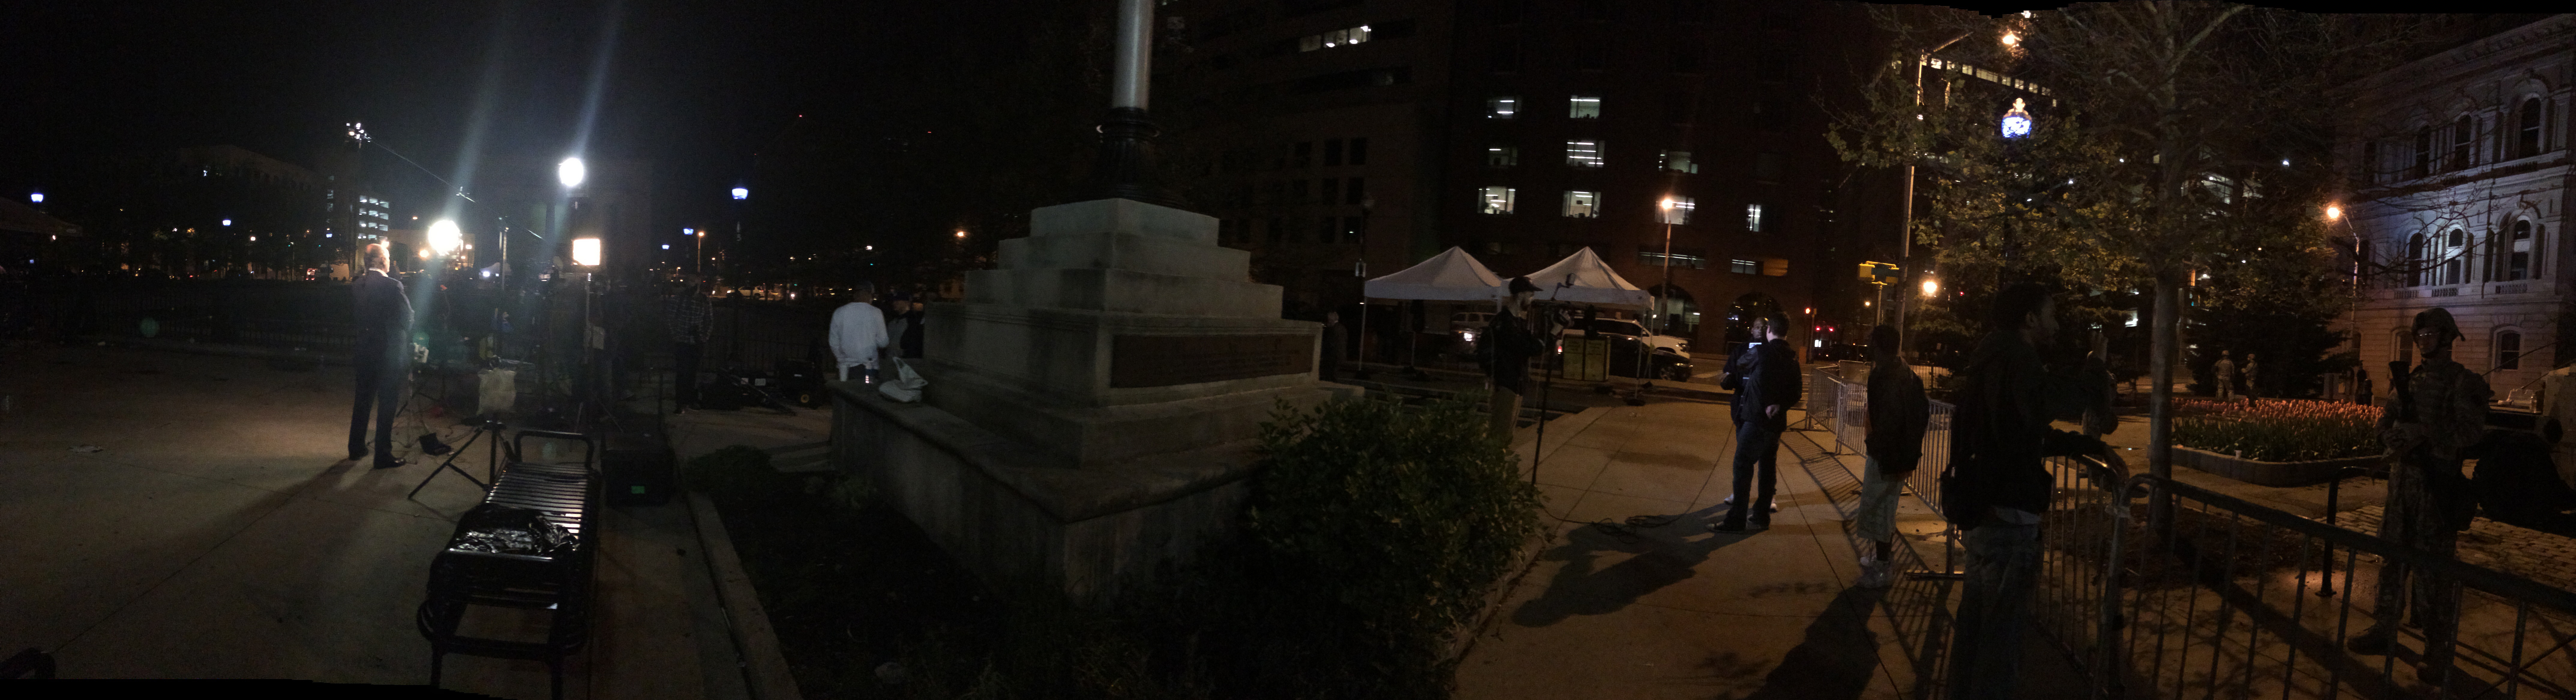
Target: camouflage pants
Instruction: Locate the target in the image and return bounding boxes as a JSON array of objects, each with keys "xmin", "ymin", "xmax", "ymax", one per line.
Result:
[{"xmin": 2369, "ymin": 457, "xmax": 2463, "ymax": 669}]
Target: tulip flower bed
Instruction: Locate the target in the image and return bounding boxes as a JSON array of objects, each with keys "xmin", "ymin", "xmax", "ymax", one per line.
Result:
[{"xmin": 2171, "ymin": 398, "xmax": 2383, "ymax": 463}]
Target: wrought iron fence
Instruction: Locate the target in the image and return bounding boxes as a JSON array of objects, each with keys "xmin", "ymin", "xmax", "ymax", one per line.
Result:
[{"xmin": 2031, "ymin": 457, "xmax": 2576, "ymax": 699}]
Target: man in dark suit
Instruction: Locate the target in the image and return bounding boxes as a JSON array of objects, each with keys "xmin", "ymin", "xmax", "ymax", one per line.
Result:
[
  {"xmin": 1715, "ymin": 312, "xmax": 1799, "ymax": 532},
  {"xmin": 349, "ymin": 243, "xmax": 415, "ymax": 469}
]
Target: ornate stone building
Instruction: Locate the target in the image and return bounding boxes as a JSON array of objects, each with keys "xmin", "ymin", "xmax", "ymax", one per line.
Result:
[{"xmin": 2336, "ymin": 14, "xmax": 2576, "ymax": 404}]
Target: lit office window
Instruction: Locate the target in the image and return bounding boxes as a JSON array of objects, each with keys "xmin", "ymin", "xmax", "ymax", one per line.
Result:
[
  {"xmin": 1660, "ymin": 150, "xmax": 1697, "ymax": 174},
  {"xmin": 1488, "ymin": 145, "xmax": 1519, "ymax": 168},
  {"xmin": 1745, "ymin": 203, "xmax": 1766, "ymax": 231},
  {"xmin": 1479, "ymin": 186, "xmax": 1517, "ymax": 214},
  {"xmin": 1562, "ymin": 191, "xmax": 1601, "ymax": 218},
  {"xmin": 1566, "ymin": 140, "xmax": 1604, "ymax": 168},
  {"xmin": 1569, "ymin": 95, "xmax": 1601, "ymax": 119},
  {"xmin": 1729, "ymin": 259, "xmax": 1760, "ymax": 275},
  {"xmin": 1488, "ymin": 96, "xmax": 1519, "ymax": 119},
  {"xmin": 1657, "ymin": 197, "xmax": 1695, "ymax": 225}
]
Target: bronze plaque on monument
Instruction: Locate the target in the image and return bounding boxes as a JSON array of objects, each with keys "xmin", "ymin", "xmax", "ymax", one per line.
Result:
[{"xmin": 1110, "ymin": 334, "xmax": 1314, "ymax": 388}]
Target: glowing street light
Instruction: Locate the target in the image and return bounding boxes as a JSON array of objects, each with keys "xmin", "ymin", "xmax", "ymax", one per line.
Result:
[
  {"xmin": 2324, "ymin": 205, "xmax": 2343, "ymax": 221},
  {"xmin": 1922, "ymin": 278, "xmax": 1941, "ymax": 297},
  {"xmin": 731, "ymin": 187, "xmax": 749, "ymax": 200},
  {"xmin": 222, "ymin": 219, "xmax": 232, "ymax": 226},
  {"xmin": 427, "ymin": 219, "xmax": 463, "ymax": 255},
  {"xmin": 2001, "ymin": 32, "xmax": 2020, "ymax": 47},
  {"xmin": 28, "ymin": 192, "xmax": 42, "ymax": 204},
  {"xmin": 571, "ymin": 237, "xmax": 602, "ymax": 267},
  {"xmin": 558, "ymin": 157, "xmax": 587, "ymax": 188},
  {"xmin": 955, "ymin": 230, "xmax": 968, "ymax": 239}
]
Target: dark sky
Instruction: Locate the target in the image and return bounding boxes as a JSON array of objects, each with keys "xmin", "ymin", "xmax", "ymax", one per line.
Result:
[{"xmin": 0, "ymin": 0, "xmax": 923, "ymax": 231}]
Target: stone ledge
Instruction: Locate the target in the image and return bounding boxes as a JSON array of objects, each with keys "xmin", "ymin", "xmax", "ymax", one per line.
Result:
[
  {"xmin": 1029, "ymin": 198, "xmax": 1218, "ymax": 244},
  {"xmin": 998, "ymin": 231, "xmax": 1250, "ymax": 280},
  {"xmin": 829, "ymin": 380, "xmax": 1258, "ymax": 521},
  {"xmin": 964, "ymin": 267, "xmax": 1281, "ymax": 318},
  {"xmin": 2172, "ymin": 445, "xmax": 2381, "ymax": 487}
]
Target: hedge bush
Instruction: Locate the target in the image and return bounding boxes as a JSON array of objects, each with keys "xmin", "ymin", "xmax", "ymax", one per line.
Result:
[{"xmin": 2171, "ymin": 398, "xmax": 2382, "ymax": 462}]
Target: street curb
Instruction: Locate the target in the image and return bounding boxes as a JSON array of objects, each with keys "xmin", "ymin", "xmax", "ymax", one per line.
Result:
[
  {"xmin": 81, "ymin": 335, "xmax": 345, "ymax": 366},
  {"xmin": 688, "ymin": 492, "xmax": 804, "ymax": 700}
]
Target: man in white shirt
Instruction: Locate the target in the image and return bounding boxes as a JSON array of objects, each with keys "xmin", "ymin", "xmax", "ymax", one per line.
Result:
[{"xmin": 829, "ymin": 283, "xmax": 890, "ymax": 382}]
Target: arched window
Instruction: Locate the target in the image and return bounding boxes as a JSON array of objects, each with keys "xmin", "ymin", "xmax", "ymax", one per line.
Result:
[
  {"xmin": 2408, "ymin": 232, "xmax": 2429, "ymax": 287},
  {"xmin": 2413, "ymin": 126, "xmax": 2434, "ymax": 179},
  {"xmin": 2498, "ymin": 330, "xmax": 2524, "ymax": 371},
  {"xmin": 2509, "ymin": 219, "xmax": 2533, "ymax": 281},
  {"xmin": 2520, "ymin": 98, "xmax": 2545, "ymax": 158},
  {"xmin": 2444, "ymin": 228, "xmax": 2467, "ymax": 285},
  {"xmin": 2454, "ymin": 114, "xmax": 2475, "ymax": 170}
]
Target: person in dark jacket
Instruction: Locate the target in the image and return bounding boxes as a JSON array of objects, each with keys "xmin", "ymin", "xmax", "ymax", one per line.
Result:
[
  {"xmin": 896, "ymin": 293, "xmax": 928, "ymax": 360},
  {"xmin": 1857, "ymin": 324, "xmax": 1929, "ymax": 587},
  {"xmin": 1319, "ymin": 310, "xmax": 1347, "ymax": 383},
  {"xmin": 1944, "ymin": 282, "xmax": 2122, "ymax": 700},
  {"xmin": 1714, "ymin": 312, "xmax": 1799, "ymax": 532},
  {"xmin": 1483, "ymin": 277, "xmax": 1550, "ymax": 440},
  {"xmin": 347, "ymin": 244, "xmax": 415, "ymax": 469}
]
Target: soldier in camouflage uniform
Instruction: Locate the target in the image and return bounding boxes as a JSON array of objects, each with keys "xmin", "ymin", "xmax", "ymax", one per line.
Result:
[{"xmin": 2347, "ymin": 308, "xmax": 2488, "ymax": 684}]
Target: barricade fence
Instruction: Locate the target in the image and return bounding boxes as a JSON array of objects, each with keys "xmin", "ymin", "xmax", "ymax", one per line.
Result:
[{"xmin": 1802, "ymin": 368, "xmax": 2575, "ymax": 698}]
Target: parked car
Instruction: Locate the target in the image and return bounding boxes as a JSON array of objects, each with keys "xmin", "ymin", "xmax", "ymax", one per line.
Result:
[{"xmin": 1559, "ymin": 317, "xmax": 1691, "ymax": 358}]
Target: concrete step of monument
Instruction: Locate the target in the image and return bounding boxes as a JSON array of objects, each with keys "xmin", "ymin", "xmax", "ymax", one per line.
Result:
[{"xmin": 766, "ymin": 441, "xmax": 834, "ymax": 473}]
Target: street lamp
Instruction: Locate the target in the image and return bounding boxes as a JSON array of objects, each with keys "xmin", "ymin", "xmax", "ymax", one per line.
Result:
[
  {"xmin": 2324, "ymin": 204, "xmax": 2342, "ymax": 221},
  {"xmin": 731, "ymin": 187, "xmax": 748, "ymax": 200},
  {"xmin": 558, "ymin": 158, "xmax": 587, "ymax": 188},
  {"xmin": 1922, "ymin": 277, "xmax": 1940, "ymax": 297},
  {"xmin": 571, "ymin": 237, "xmax": 603, "ymax": 267},
  {"xmin": 27, "ymin": 192, "xmax": 41, "ymax": 204}
]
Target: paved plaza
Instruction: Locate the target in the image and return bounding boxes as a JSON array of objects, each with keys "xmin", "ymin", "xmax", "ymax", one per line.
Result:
[{"xmin": 0, "ymin": 341, "xmax": 823, "ymax": 697}]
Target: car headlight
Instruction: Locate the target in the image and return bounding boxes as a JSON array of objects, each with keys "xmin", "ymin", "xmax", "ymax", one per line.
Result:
[{"xmin": 1461, "ymin": 331, "xmax": 1477, "ymax": 342}]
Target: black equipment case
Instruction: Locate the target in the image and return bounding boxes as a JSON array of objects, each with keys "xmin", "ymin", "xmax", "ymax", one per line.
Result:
[{"xmin": 602, "ymin": 428, "xmax": 677, "ymax": 506}]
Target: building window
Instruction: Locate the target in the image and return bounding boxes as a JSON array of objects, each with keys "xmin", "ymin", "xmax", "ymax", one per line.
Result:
[
  {"xmin": 2520, "ymin": 98, "xmax": 2544, "ymax": 158},
  {"xmin": 1324, "ymin": 139, "xmax": 1344, "ymax": 166},
  {"xmin": 1566, "ymin": 140, "xmax": 1604, "ymax": 168},
  {"xmin": 2452, "ymin": 115, "xmax": 2474, "ymax": 171},
  {"xmin": 1268, "ymin": 217, "xmax": 1286, "ymax": 243},
  {"xmin": 1488, "ymin": 145, "xmax": 1519, "ymax": 168},
  {"xmin": 1729, "ymin": 258, "xmax": 1760, "ymax": 275},
  {"xmin": 1345, "ymin": 177, "xmax": 1366, "ymax": 204},
  {"xmin": 1316, "ymin": 217, "xmax": 1336, "ymax": 242},
  {"xmin": 1481, "ymin": 240, "xmax": 1514, "ymax": 255},
  {"xmin": 1562, "ymin": 191, "xmax": 1601, "ymax": 218},
  {"xmin": 1569, "ymin": 95, "xmax": 1601, "ymax": 119},
  {"xmin": 2499, "ymin": 330, "xmax": 2523, "ymax": 371},
  {"xmin": 1660, "ymin": 150, "xmax": 1697, "ymax": 174},
  {"xmin": 1348, "ymin": 137, "xmax": 1368, "ymax": 166},
  {"xmin": 1479, "ymin": 186, "xmax": 1516, "ymax": 214},
  {"xmin": 1490, "ymin": 38, "xmax": 1522, "ymax": 72},
  {"xmin": 1656, "ymin": 196, "xmax": 1694, "ymax": 225},
  {"xmin": 2510, "ymin": 219, "xmax": 2533, "ymax": 281},
  {"xmin": 1320, "ymin": 178, "xmax": 1340, "ymax": 204},
  {"xmin": 2362, "ymin": 142, "xmax": 2379, "ymax": 185},
  {"xmin": 1745, "ymin": 203, "xmax": 1766, "ymax": 231},
  {"xmin": 1293, "ymin": 141, "xmax": 1312, "ymax": 168},
  {"xmin": 1755, "ymin": 152, "xmax": 1785, "ymax": 181},
  {"xmin": 1663, "ymin": 92, "xmax": 1694, "ymax": 123},
  {"xmin": 2412, "ymin": 126, "xmax": 2432, "ymax": 180},
  {"xmin": 1637, "ymin": 249, "xmax": 1707, "ymax": 270},
  {"xmin": 1299, "ymin": 24, "xmax": 1372, "ymax": 52},
  {"xmin": 2408, "ymin": 232, "xmax": 2428, "ymax": 287},
  {"xmin": 1488, "ymin": 96, "xmax": 1519, "ymax": 119},
  {"xmin": 1290, "ymin": 179, "xmax": 1311, "ymax": 203},
  {"xmin": 1343, "ymin": 216, "xmax": 1366, "ymax": 243}
]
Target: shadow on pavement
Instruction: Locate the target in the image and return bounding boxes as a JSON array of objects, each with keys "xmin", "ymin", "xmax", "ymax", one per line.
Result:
[
  {"xmin": 1737, "ymin": 585, "xmax": 1887, "ymax": 699},
  {"xmin": 1510, "ymin": 503, "xmax": 1740, "ymax": 628}
]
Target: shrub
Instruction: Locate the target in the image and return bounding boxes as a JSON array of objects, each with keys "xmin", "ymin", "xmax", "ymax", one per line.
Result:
[
  {"xmin": 1217, "ymin": 391, "xmax": 1545, "ymax": 698},
  {"xmin": 2170, "ymin": 398, "xmax": 2382, "ymax": 462}
]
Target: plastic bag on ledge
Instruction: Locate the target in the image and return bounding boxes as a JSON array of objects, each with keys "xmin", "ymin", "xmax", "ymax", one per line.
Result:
[{"xmin": 879, "ymin": 358, "xmax": 927, "ymax": 403}]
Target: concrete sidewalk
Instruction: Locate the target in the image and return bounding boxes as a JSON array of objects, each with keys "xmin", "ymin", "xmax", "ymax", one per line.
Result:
[
  {"xmin": 1461, "ymin": 403, "xmax": 2085, "ymax": 699},
  {"xmin": 0, "ymin": 342, "xmax": 750, "ymax": 698}
]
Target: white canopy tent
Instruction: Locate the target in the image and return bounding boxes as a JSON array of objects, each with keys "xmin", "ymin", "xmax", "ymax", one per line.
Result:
[
  {"xmin": 1522, "ymin": 247, "xmax": 1652, "ymax": 309},
  {"xmin": 1363, "ymin": 246, "xmax": 1506, "ymax": 301}
]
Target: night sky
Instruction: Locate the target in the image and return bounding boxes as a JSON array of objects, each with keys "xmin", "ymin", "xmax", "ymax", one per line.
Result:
[{"xmin": 0, "ymin": 1, "xmax": 1005, "ymax": 242}]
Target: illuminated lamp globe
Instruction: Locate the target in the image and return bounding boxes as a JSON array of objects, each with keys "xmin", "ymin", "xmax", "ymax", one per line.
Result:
[
  {"xmin": 572, "ymin": 237, "xmax": 603, "ymax": 267},
  {"xmin": 558, "ymin": 157, "xmax": 587, "ymax": 188},
  {"xmin": 427, "ymin": 219, "xmax": 463, "ymax": 255},
  {"xmin": 1922, "ymin": 278, "xmax": 1941, "ymax": 297}
]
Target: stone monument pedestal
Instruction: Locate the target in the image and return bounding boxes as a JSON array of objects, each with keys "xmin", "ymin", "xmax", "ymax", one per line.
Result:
[{"xmin": 831, "ymin": 198, "xmax": 1337, "ymax": 604}]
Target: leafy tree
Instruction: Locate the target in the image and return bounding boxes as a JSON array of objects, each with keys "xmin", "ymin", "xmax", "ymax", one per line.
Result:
[{"xmin": 1830, "ymin": 5, "xmax": 2429, "ymax": 502}]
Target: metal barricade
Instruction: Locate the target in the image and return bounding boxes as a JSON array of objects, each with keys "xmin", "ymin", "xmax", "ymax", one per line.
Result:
[{"xmin": 2022, "ymin": 456, "xmax": 2576, "ymax": 699}]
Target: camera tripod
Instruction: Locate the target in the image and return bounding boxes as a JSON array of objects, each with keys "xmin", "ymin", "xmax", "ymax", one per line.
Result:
[{"xmin": 407, "ymin": 415, "xmax": 516, "ymax": 500}]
